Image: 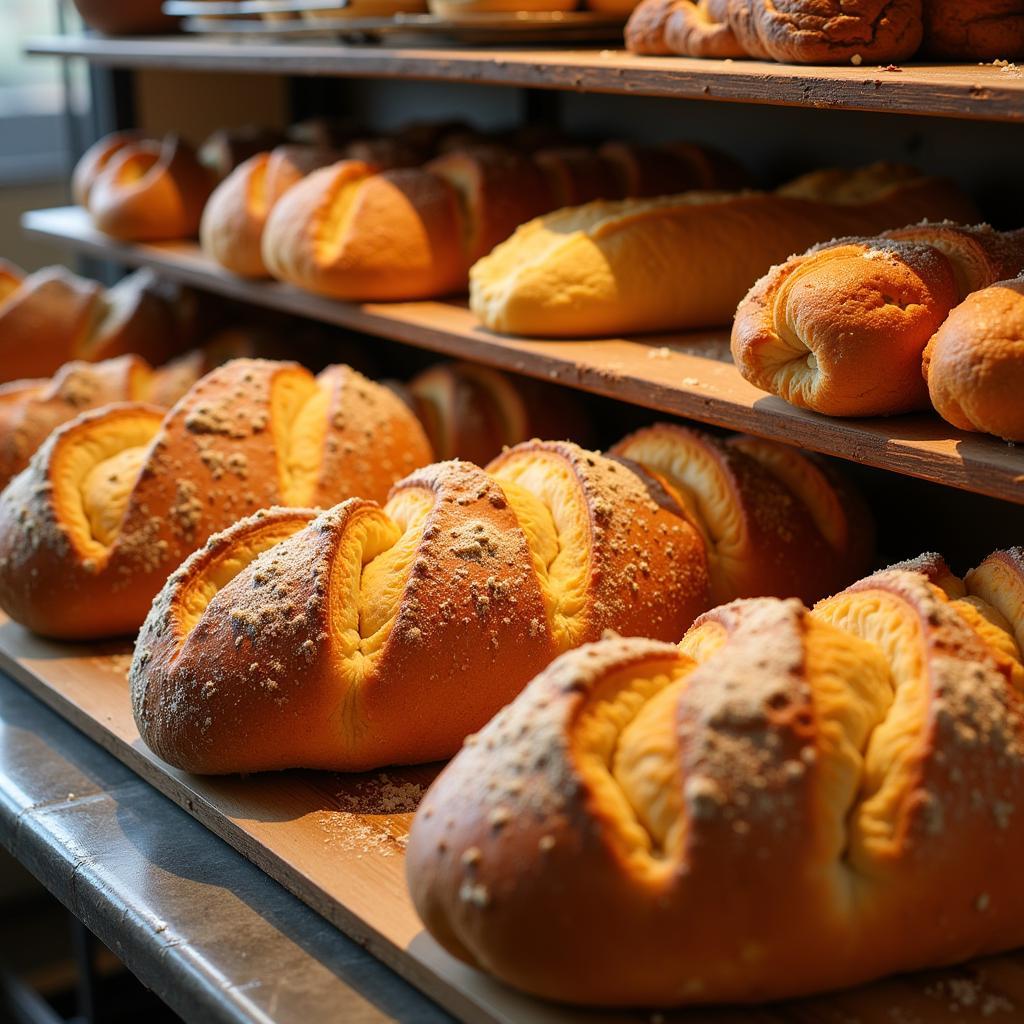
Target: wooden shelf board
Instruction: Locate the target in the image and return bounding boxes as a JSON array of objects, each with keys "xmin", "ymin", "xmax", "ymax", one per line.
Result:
[
  {"xmin": 25, "ymin": 34, "xmax": 1024, "ymax": 122},
  {"xmin": 22, "ymin": 204, "xmax": 1024, "ymax": 506},
  {"xmin": 3, "ymin": 618, "xmax": 1024, "ymax": 1024}
]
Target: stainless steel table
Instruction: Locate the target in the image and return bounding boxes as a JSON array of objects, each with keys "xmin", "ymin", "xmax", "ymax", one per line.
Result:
[{"xmin": 0, "ymin": 671, "xmax": 452, "ymax": 1024}]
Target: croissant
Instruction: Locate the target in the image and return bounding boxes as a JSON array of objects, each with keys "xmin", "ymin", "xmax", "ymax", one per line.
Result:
[
  {"xmin": 0, "ymin": 354, "xmax": 201, "ymax": 491},
  {"xmin": 82, "ymin": 134, "xmax": 214, "ymax": 242},
  {"xmin": 129, "ymin": 442, "xmax": 711, "ymax": 773},
  {"xmin": 612, "ymin": 422, "xmax": 873, "ymax": 603},
  {"xmin": 0, "ymin": 359, "xmax": 432, "ymax": 639},
  {"xmin": 732, "ymin": 223, "xmax": 1024, "ymax": 417},
  {"xmin": 923, "ymin": 276, "xmax": 1024, "ymax": 442},
  {"xmin": 200, "ymin": 145, "xmax": 343, "ymax": 278},
  {"xmin": 0, "ymin": 265, "xmax": 187, "ymax": 383},
  {"xmin": 407, "ymin": 547, "xmax": 1024, "ymax": 1006}
]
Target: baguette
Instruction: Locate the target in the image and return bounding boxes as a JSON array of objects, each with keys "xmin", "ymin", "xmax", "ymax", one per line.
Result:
[
  {"xmin": 0, "ymin": 359, "xmax": 432, "ymax": 639},
  {"xmin": 407, "ymin": 549, "xmax": 1024, "ymax": 1005},
  {"xmin": 471, "ymin": 165, "xmax": 975, "ymax": 337}
]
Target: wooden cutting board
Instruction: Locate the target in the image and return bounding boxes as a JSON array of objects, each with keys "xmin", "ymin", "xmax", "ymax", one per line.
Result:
[{"xmin": 1, "ymin": 613, "xmax": 1022, "ymax": 1024}]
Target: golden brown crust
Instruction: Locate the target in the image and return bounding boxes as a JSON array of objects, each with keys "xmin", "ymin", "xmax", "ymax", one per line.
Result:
[
  {"xmin": 87, "ymin": 135, "xmax": 214, "ymax": 242},
  {"xmin": 532, "ymin": 147, "xmax": 622, "ymax": 207},
  {"xmin": 71, "ymin": 131, "xmax": 143, "ymax": 207},
  {"xmin": 200, "ymin": 146, "xmax": 342, "ymax": 277},
  {"xmin": 0, "ymin": 358, "xmax": 432, "ymax": 639},
  {"xmin": 924, "ymin": 277, "xmax": 1024, "ymax": 441},
  {"xmin": 129, "ymin": 440, "xmax": 710, "ymax": 773},
  {"xmin": 613, "ymin": 423, "xmax": 873, "ymax": 604},
  {"xmin": 262, "ymin": 161, "xmax": 470, "ymax": 300},
  {"xmin": 626, "ymin": 0, "xmax": 748, "ymax": 56},
  {"xmin": 407, "ymin": 557, "xmax": 1024, "ymax": 1005},
  {"xmin": 923, "ymin": 0, "xmax": 1024, "ymax": 60}
]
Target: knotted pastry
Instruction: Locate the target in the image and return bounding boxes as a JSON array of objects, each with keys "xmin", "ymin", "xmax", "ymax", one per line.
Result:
[
  {"xmin": 0, "ymin": 354, "xmax": 201, "ymax": 491},
  {"xmin": 0, "ymin": 265, "xmax": 184, "ymax": 383},
  {"xmin": 407, "ymin": 548, "xmax": 1024, "ymax": 1005},
  {"xmin": 732, "ymin": 223, "xmax": 1024, "ymax": 417},
  {"xmin": 129, "ymin": 441, "xmax": 710, "ymax": 773},
  {"xmin": 612, "ymin": 423, "xmax": 872, "ymax": 603},
  {"xmin": 471, "ymin": 165, "xmax": 974, "ymax": 338},
  {"xmin": 200, "ymin": 145, "xmax": 342, "ymax": 278},
  {"xmin": 923, "ymin": 276, "xmax": 1024, "ymax": 442},
  {"xmin": 83, "ymin": 134, "xmax": 214, "ymax": 241},
  {"xmin": 625, "ymin": 0, "xmax": 923, "ymax": 63},
  {"xmin": 0, "ymin": 359, "xmax": 432, "ymax": 639}
]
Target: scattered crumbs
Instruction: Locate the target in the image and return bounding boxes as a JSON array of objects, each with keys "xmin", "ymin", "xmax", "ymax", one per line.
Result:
[
  {"xmin": 878, "ymin": 64, "xmax": 903, "ymax": 72},
  {"xmin": 314, "ymin": 773, "xmax": 427, "ymax": 858},
  {"xmin": 682, "ymin": 377, "xmax": 701, "ymax": 387},
  {"xmin": 925, "ymin": 976, "xmax": 1016, "ymax": 1016},
  {"xmin": 851, "ymin": 53, "xmax": 863, "ymax": 65},
  {"xmin": 646, "ymin": 347, "xmax": 672, "ymax": 360},
  {"xmin": 153, "ymin": 921, "xmax": 168, "ymax": 934},
  {"xmin": 67, "ymin": 793, "xmax": 75, "ymax": 800}
]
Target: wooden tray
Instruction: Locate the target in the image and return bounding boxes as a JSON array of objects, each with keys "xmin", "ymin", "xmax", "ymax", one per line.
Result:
[
  {"xmin": 3, "ymin": 613, "xmax": 1024, "ymax": 1023},
  {"xmin": 21, "ymin": 206, "xmax": 1024, "ymax": 507}
]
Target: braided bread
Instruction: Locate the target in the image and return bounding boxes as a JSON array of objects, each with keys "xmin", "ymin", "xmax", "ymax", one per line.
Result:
[
  {"xmin": 470, "ymin": 165, "xmax": 974, "ymax": 338},
  {"xmin": 407, "ymin": 547, "xmax": 1024, "ymax": 1005},
  {"xmin": 732, "ymin": 223, "xmax": 1024, "ymax": 417},
  {"xmin": 0, "ymin": 354, "xmax": 201, "ymax": 491},
  {"xmin": 0, "ymin": 359, "xmax": 432, "ymax": 639},
  {"xmin": 612, "ymin": 423, "xmax": 872, "ymax": 604},
  {"xmin": 129, "ymin": 442, "xmax": 710, "ymax": 773},
  {"xmin": 0, "ymin": 265, "xmax": 187, "ymax": 383}
]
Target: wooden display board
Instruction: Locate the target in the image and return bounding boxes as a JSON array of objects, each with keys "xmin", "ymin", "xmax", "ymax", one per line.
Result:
[{"xmin": 2, "ymin": 613, "xmax": 1024, "ymax": 1023}]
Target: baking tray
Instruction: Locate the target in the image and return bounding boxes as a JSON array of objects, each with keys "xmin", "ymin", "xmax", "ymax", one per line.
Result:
[{"xmin": 1, "ymin": 612, "xmax": 1023, "ymax": 1022}]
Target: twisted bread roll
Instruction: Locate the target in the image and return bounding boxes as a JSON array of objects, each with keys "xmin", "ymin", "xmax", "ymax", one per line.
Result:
[
  {"xmin": 612, "ymin": 423, "xmax": 872, "ymax": 603},
  {"xmin": 83, "ymin": 135, "xmax": 214, "ymax": 241},
  {"xmin": 0, "ymin": 265, "xmax": 183, "ymax": 383},
  {"xmin": 407, "ymin": 548, "xmax": 1024, "ymax": 1005},
  {"xmin": 0, "ymin": 354, "xmax": 201, "ymax": 491},
  {"xmin": 129, "ymin": 442, "xmax": 710, "ymax": 773},
  {"xmin": 733, "ymin": 223, "xmax": 1024, "ymax": 417},
  {"xmin": 200, "ymin": 146, "xmax": 342, "ymax": 278},
  {"xmin": 470, "ymin": 166, "xmax": 974, "ymax": 337},
  {"xmin": 923, "ymin": 277, "xmax": 1024, "ymax": 441},
  {"xmin": 0, "ymin": 359, "xmax": 432, "ymax": 639},
  {"xmin": 626, "ymin": 0, "xmax": 923, "ymax": 62}
]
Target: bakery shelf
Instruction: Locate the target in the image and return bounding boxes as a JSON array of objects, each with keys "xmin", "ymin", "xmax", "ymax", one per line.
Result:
[
  {"xmin": 25, "ymin": 34, "xmax": 1024, "ymax": 123},
  {"xmin": 22, "ymin": 204, "xmax": 1024, "ymax": 506}
]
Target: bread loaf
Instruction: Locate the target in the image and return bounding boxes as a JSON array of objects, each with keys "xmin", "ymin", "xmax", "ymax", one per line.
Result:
[
  {"xmin": 0, "ymin": 354, "xmax": 201, "ymax": 491},
  {"xmin": 83, "ymin": 135, "xmax": 214, "ymax": 241},
  {"xmin": 0, "ymin": 266, "xmax": 186, "ymax": 383},
  {"xmin": 923, "ymin": 277, "xmax": 1024, "ymax": 441},
  {"xmin": 0, "ymin": 359, "xmax": 432, "ymax": 639},
  {"xmin": 626, "ymin": 0, "xmax": 923, "ymax": 62},
  {"xmin": 471, "ymin": 165, "xmax": 975, "ymax": 338},
  {"xmin": 732, "ymin": 223, "xmax": 1024, "ymax": 417},
  {"xmin": 200, "ymin": 146, "xmax": 343, "ymax": 278},
  {"xmin": 72, "ymin": 131, "xmax": 143, "ymax": 207},
  {"xmin": 613, "ymin": 423, "xmax": 872, "ymax": 603},
  {"xmin": 407, "ymin": 548, "xmax": 1024, "ymax": 1005},
  {"xmin": 923, "ymin": 0, "xmax": 1024, "ymax": 59},
  {"xmin": 129, "ymin": 442, "xmax": 710, "ymax": 773}
]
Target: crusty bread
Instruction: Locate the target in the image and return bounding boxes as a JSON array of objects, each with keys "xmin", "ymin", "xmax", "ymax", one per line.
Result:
[
  {"xmin": 71, "ymin": 131, "xmax": 143, "ymax": 207},
  {"xmin": 613, "ymin": 423, "xmax": 872, "ymax": 603},
  {"xmin": 0, "ymin": 354, "xmax": 201, "ymax": 490},
  {"xmin": 129, "ymin": 441, "xmax": 710, "ymax": 773},
  {"xmin": 0, "ymin": 359, "xmax": 432, "ymax": 639},
  {"xmin": 85, "ymin": 135, "xmax": 214, "ymax": 242},
  {"xmin": 200, "ymin": 146, "xmax": 342, "ymax": 278},
  {"xmin": 471, "ymin": 166, "xmax": 975, "ymax": 338},
  {"xmin": 626, "ymin": 0, "xmax": 746, "ymax": 56},
  {"xmin": 923, "ymin": 0, "xmax": 1024, "ymax": 59},
  {"xmin": 733, "ymin": 223, "xmax": 1024, "ymax": 417},
  {"xmin": 0, "ymin": 266, "xmax": 184, "ymax": 384},
  {"xmin": 262, "ymin": 160, "xmax": 470, "ymax": 301},
  {"xmin": 407, "ymin": 549, "xmax": 1024, "ymax": 1005},
  {"xmin": 923, "ymin": 276, "xmax": 1024, "ymax": 441}
]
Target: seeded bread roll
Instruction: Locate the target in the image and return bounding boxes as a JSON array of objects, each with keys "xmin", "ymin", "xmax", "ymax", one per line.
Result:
[
  {"xmin": 200, "ymin": 146, "xmax": 343, "ymax": 278},
  {"xmin": 613, "ymin": 423, "xmax": 873, "ymax": 603},
  {"xmin": 0, "ymin": 359, "xmax": 432, "ymax": 639},
  {"xmin": 129, "ymin": 441, "xmax": 711, "ymax": 773},
  {"xmin": 407, "ymin": 549, "xmax": 1024, "ymax": 1006},
  {"xmin": 84, "ymin": 135, "xmax": 214, "ymax": 242},
  {"xmin": 470, "ymin": 165, "xmax": 975, "ymax": 338},
  {"xmin": 923, "ymin": 276, "xmax": 1024, "ymax": 442},
  {"xmin": 0, "ymin": 265, "xmax": 185, "ymax": 384},
  {"xmin": 732, "ymin": 223, "xmax": 1024, "ymax": 417},
  {"xmin": 0, "ymin": 354, "xmax": 202, "ymax": 491}
]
